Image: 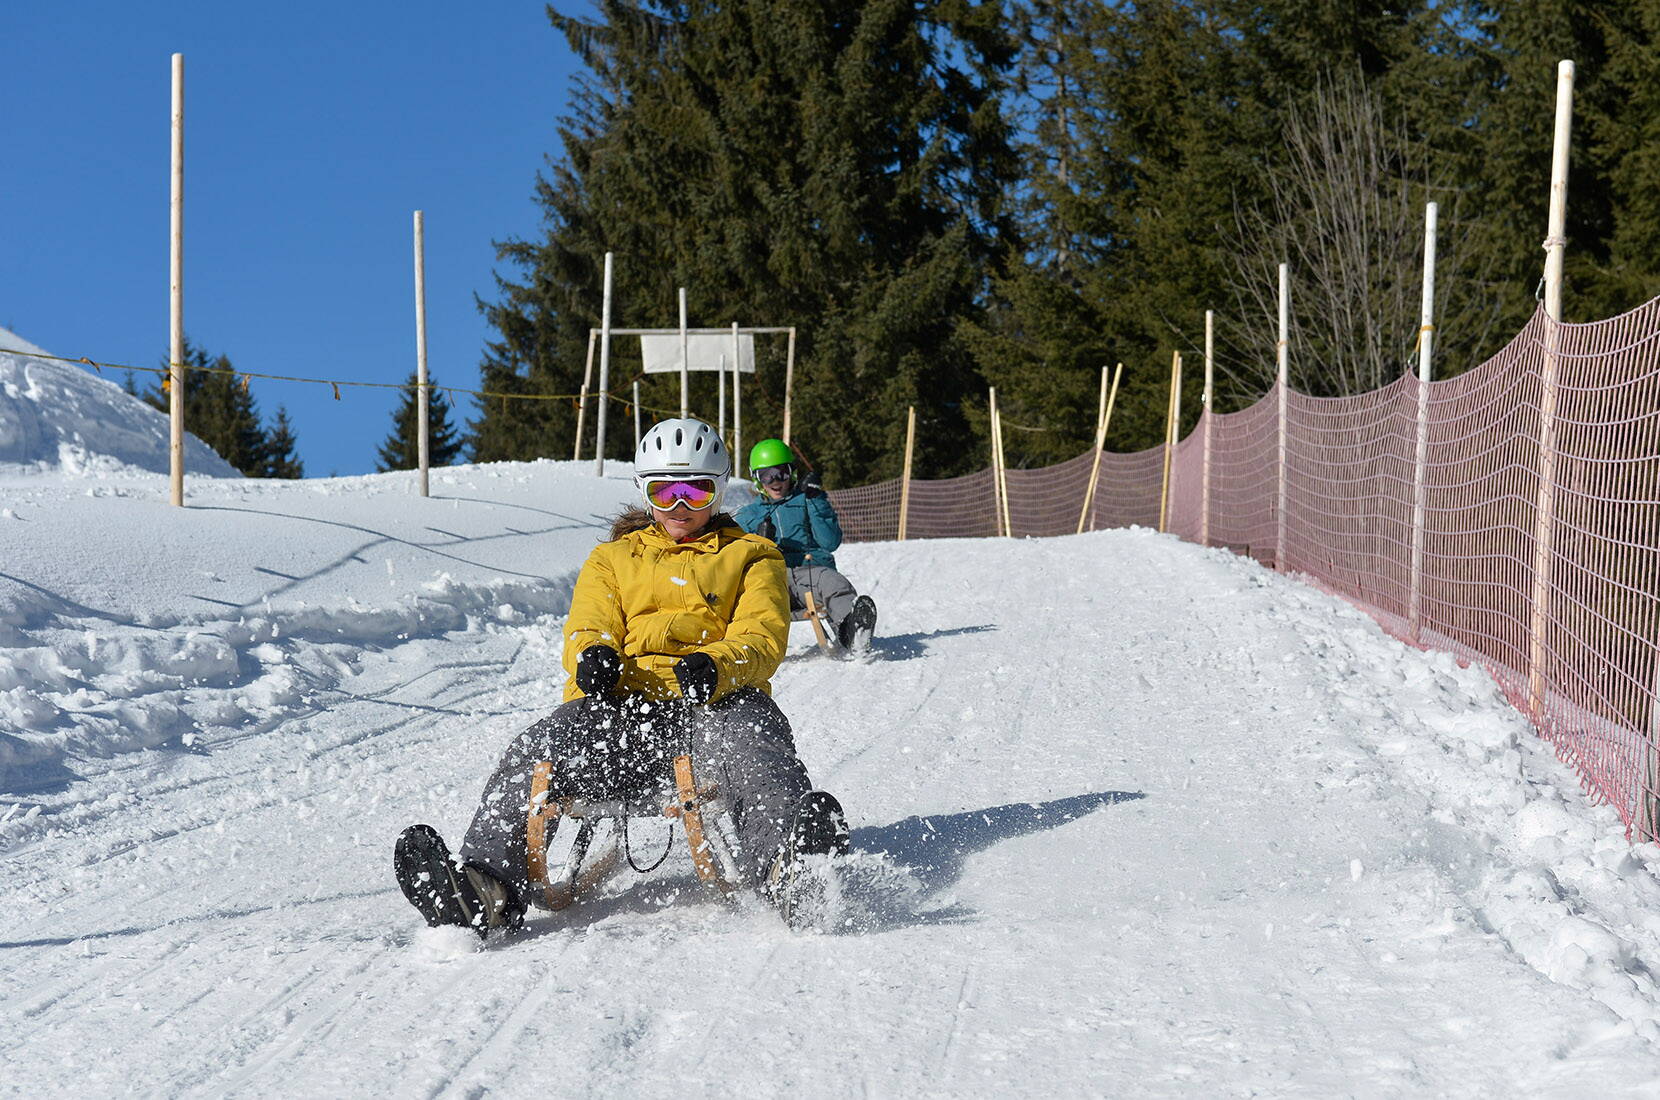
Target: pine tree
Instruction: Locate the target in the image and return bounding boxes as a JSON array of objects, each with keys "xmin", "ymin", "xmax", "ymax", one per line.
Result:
[
  {"xmin": 377, "ymin": 373, "xmax": 463, "ymax": 472},
  {"xmin": 142, "ymin": 339, "xmax": 272, "ymax": 475},
  {"xmin": 262, "ymin": 407, "xmax": 305, "ymax": 478},
  {"xmin": 474, "ymin": 0, "xmax": 1020, "ymax": 485}
]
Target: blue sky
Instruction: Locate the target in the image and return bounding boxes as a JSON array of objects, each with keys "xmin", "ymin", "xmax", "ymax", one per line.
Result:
[{"xmin": 5, "ymin": 2, "xmax": 587, "ymax": 476}]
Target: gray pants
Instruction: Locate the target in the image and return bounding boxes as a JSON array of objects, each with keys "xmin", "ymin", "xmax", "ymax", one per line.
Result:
[
  {"xmin": 460, "ymin": 688, "xmax": 811, "ymax": 907},
  {"xmin": 789, "ymin": 564, "xmax": 857, "ymax": 632}
]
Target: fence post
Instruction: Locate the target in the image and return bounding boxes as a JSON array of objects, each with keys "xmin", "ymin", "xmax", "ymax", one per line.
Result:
[
  {"xmin": 717, "ymin": 352, "xmax": 727, "ymax": 440},
  {"xmin": 1077, "ymin": 363, "xmax": 1122, "ymax": 534},
  {"xmin": 1276, "ymin": 262, "xmax": 1290, "ymax": 570},
  {"xmin": 783, "ymin": 328, "xmax": 796, "ymax": 445},
  {"xmin": 574, "ymin": 330, "xmax": 596, "ymax": 461},
  {"xmin": 1408, "ymin": 202, "xmax": 1439, "ymax": 639},
  {"xmin": 678, "ymin": 287, "xmax": 689, "ymax": 418},
  {"xmin": 1529, "ymin": 59, "xmax": 1575, "ymax": 718},
  {"xmin": 633, "ymin": 380, "xmax": 642, "ymax": 450},
  {"xmin": 169, "ymin": 52, "xmax": 185, "ymax": 508},
  {"xmin": 732, "ymin": 322, "xmax": 743, "ymax": 479},
  {"xmin": 1159, "ymin": 350, "xmax": 1182, "ymax": 533},
  {"xmin": 899, "ymin": 405, "xmax": 916, "ymax": 541},
  {"xmin": 413, "ymin": 210, "xmax": 430, "ymax": 497},
  {"xmin": 594, "ymin": 251, "xmax": 613, "ymax": 476},
  {"xmin": 989, "ymin": 387, "xmax": 1010, "ymax": 536},
  {"xmin": 1202, "ymin": 312, "xmax": 1214, "ymax": 547}
]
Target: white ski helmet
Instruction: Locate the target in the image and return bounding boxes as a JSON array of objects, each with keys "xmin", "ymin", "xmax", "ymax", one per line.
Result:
[{"xmin": 634, "ymin": 417, "xmax": 731, "ymax": 492}]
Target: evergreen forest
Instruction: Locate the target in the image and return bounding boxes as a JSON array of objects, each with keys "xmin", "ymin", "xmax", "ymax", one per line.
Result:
[{"xmin": 471, "ymin": 0, "xmax": 1660, "ymax": 487}]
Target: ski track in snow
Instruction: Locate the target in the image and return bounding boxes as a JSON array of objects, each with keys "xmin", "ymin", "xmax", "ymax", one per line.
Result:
[{"xmin": 5, "ymin": 463, "xmax": 1660, "ymax": 1093}]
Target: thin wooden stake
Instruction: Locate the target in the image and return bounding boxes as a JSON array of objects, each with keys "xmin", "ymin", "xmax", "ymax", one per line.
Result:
[
  {"xmin": 169, "ymin": 53, "xmax": 185, "ymax": 507},
  {"xmin": 1078, "ymin": 363, "xmax": 1122, "ymax": 534},
  {"xmin": 1529, "ymin": 59, "xmax": 1575, "ymax": 716},
  {"xmin": 574, "ymin": 329, "xmax": 596, "ymax": 461},
  {"xmin": 1408, "ymin": 202, "xmax": 1438, "ymax": 639},
  {"xmin": 633, "ymin": 380, "xmax": 642, "ymax": 449},
  {"xmin": 1159, "ymin": 350, "xmax": 1181, "ymax": 533},
  {"xmin": 899, "ymin": 405, "xmax": 916, "ymax": 541},
  {"xmin": 678, "ymin": 287, "xmax": 689, "ymax": 419},
  {"xmin": 594, "ymin": 251, "xmax": 613, "ymax": 476},
  {"xmin": 1201, "ymin": 312, "xmax": 1214, "ymax": 546},
  {"xmin": 732, "ymin": 321, "xmax": 743, "ymax": 479},
  {"xmin": 783, "ymin": 328, "xmax": 796, "ymax": 444},
  {"xmin": 413, "ymin": 210, "xmax": 430, "ymax": 497},
  {"xmin": 1275, "ymin": 262, "xmax": 1290, "ymax": 569}
]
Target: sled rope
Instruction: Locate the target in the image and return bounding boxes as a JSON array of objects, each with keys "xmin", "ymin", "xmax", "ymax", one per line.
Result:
[{"xmin": 621, "ymin": 812, "xmax": 675, "ymax": 873}]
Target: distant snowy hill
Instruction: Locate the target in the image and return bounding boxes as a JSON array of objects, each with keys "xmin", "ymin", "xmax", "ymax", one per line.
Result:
[{"xmin": 0, "ymin": 326, "xmax": 238, "ymax": 477}]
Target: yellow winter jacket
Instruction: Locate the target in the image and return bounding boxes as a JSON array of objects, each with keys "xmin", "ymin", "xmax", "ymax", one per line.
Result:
[{"xmin": 561, "ymin": 510, "xmax": 790, "ymax": 703}]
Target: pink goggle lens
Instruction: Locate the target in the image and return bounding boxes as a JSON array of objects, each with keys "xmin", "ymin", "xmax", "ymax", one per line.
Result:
[{"xmin": 645, "ymin": 478, "xmax": 718, "ymax": 510}]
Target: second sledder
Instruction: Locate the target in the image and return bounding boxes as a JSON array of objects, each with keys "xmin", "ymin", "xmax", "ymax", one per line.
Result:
[{"xmin": 735, "ymin": 438, "xmax": 878, "ymax": 654}]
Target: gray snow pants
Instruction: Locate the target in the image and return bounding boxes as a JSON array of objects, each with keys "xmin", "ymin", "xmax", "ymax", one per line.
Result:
[
  {"xmin": 460, "ymin": 688, "xmax": 810, "ymax": 908},
  {"xmin": 788, "ymin": 564, "xmax": 857, "ymax": 633}
]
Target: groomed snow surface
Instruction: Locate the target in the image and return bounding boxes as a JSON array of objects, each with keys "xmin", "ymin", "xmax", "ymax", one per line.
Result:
[{"xmin": 7, "ymin": 457, "xmax": 1660, "ymax": 1095}]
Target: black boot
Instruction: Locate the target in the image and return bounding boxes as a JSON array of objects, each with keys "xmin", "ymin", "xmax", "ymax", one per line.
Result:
[
  {"xmin": 837, "ymin": 596, "xmax": 878, "ymax": 652},
  {"xmin": 394, "ymin": 824, "xmax": 523, "ymax": 937},
  {"xmin": 764, "ymin": 792, "xmax": 850, "ymax": 928}
]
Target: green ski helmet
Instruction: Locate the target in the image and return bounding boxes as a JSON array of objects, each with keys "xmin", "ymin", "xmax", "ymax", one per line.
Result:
[{"xmin": 748, "ymin": 438, "xmax": 797, "ymax": 488}]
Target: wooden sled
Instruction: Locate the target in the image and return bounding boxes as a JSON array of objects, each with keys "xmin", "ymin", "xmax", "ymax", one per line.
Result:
[
  {"xmin": 525, "ymin": 753, "xmax": 741, "ymax": 912},
  {"xmin": 798, "ymin": 589, "xmax": 845, "ymax": 658}
]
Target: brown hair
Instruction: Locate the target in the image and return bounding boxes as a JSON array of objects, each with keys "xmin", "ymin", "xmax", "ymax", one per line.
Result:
[{"xmin": 605, "ymin": 506, "xmax": 737, "ymax": 542}]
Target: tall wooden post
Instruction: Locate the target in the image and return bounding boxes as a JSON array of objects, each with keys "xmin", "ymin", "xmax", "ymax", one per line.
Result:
[
  {"xmin": 732, "ymin": 322, "xmax": 743, "ymax": 479},
  {"xmin": 1275, "ymin": 262, "xmax": 1290, "ymax": 570},
  {"xmin": 1159, "ymin": 351, "xmax": 1182, "ymax": 533},
  {"xmin": 574, "ymin": 330, "xmax": 596, "ymax": 461},
  {"xmin": 633, "ymin": 380, "xmax": 642, "ymax": 449},
  {"xmin": 1529, "ymin": 60, "xmax": 1575, "ymax": 716},
  {"xmin": 413, "ymin": 210, "xmax": 430, "ymax": 497},
  {"xmin": 989, "ymin": 388, "xmax": 1005, "ymax": 536},
  {"xmin": 1201, "ymin": 311, "xmax": 1214, "ymax": 546},
  {"xmin": 1077, "ymin": 363, "xmax": 1122, "ymax": 534},
  {"xmin": 169, "ymin": 53, "xmax": 185, "ymax": 507},
  {"xmin": 678, "ymin": 287, "xmax": 689, "ymax": 418},
  {"xmin": 898, "ymin": 405, "xmax": 916, "ymax": 541},
  {"xmin": 1408, "ymin": 202, "xmax": 1438, "ymax": 638},
  {"xmin": 717, "ymin": 353, "xmax": 727, "ymax": 439},
  {"xmin": 594, "ymin": 251, "xmax": 613, "ymax": 476},
  {"xmin": 783, "ymin": 328, "xmax": 796, "ymax": 444}
]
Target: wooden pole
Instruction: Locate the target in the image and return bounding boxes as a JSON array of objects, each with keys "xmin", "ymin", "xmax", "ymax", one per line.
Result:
[
  {"xmin": 898, "ymin": 405, "xmax": 916, "ymax": 541},
  {"xmin": 1529, "ymin": 59, "xmax": 1575, "ymax": 716},
  {"xmin": 783, "ymin": 327, "xmax": 796, "ymax": 444},
  {"xmin": 1409, "ymin": 202, "xmax": 1438, "ymax": 639},
  {"xmin": 732, "ymin": 321, "xmax": 743, "ymax": 479},
  {"xmin": 574, "ymin": 329, "xmax": 596, "ymax": 461},
  {"xmin": 990, "ymin": 388, "xmax": 1013, "ymax": 537},
  {"xmin": 1201, "ymin": 311, "xmax": 1214, "ymax": 547},
  {"xmin": 1275, "ymin": 262, "xmax": 1289, "ymax": 569},
  {"xmin": 678, "ymin": 287, "xmax": 689, "ymax": 419},
  {"xmin": 1077, "ymin": 363, "xmax": 1119, "ymax": 534},
  {"xmin": 169, "ymin": 53, "xmax": 184, "ymax": 507},
  {"xmin": 413, "ymin": 210, "xmax": 430, "ymax": 497},
  {"xmin": 594, "ymin": 251, "xmax": 613, "ymax": 476},
  {"xmin": 1159, "ymin": 351, "xmax": 1181, "ymax": 533},
  {"xmin": 717, "ymin": 352, "xmax": 727, "ymax": 439},
  {"xmin": 633, "ymin": 380, "xmax": 642, "ymax": 450},
  {"xmin": 989, "ymin": 388, "xmax": 1004, "ymax": 536}
]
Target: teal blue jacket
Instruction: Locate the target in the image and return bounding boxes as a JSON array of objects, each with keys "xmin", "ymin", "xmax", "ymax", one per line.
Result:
[{"xmin": 734, "ymin": 488, "xmax": 843, "ymax": 570}]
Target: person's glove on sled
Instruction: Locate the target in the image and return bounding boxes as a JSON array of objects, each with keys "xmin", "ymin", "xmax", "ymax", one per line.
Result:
[
  {"xmin": 674, "ymin": 652, "xmax": 718, "ymax": 704},
  {"xmin": 575, "ymin": 644, "xmax": 622, "ymax": 696}
]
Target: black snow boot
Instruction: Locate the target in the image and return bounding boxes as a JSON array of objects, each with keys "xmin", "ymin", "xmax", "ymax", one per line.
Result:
[
  {"xmin": 837, "ymin": 595, "xmax": 878, "ymax": 653},
  {"xmin": 764, "ymin": 791, "xmax": 851, "ymax": 929},
  {"xmin": 394, "ymin": 824, "xmax": 523, "ymax": 938}
]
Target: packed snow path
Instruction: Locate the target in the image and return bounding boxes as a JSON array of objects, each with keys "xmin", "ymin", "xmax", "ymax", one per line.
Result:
[{"xmin": 7, "ymin": 466, "xmax": 1660, "ymax": 1094}]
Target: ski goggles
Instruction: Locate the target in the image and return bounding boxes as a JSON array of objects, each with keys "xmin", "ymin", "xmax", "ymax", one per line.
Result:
[
  {"xmin": 642, "ymin": 477, "xmax": 719, "ymax": 511},
  {"xmin": 755, "ymin": 464, "xmax": 793, "ymax": 486}
]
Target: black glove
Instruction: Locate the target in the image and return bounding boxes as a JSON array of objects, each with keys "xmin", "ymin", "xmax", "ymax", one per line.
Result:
[
  {"xmin": 574, "ymin": 645, "xmax": 622, "ymax": 696},
  {"xmin": 800, "ymin": 469, "xmax": 824, "ymax": 495},
  {"xmin": 757, "ymin": 517, "xmax": 777, "ymax": 541},
  {"xmin": 674, "ymin": 652, "xmax": 718, "ymax": 704}
]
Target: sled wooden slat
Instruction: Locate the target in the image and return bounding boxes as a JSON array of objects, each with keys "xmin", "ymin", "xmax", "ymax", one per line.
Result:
[
  {"xmin": 672, "ymin": 754, "xmax": 735, "ymax": 894},
  {"xmin": 526, "ymin": 760, "xmax": 560, "ymax": 908},
  {"xmin": 803, "ymin": 589, "xmax": 835, "ymax": 655}
]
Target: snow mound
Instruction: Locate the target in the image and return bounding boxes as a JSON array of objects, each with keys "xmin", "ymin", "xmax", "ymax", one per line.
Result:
[{"xmin": 0, "ymin": 327, "xmax": 238, "ymax": 477}]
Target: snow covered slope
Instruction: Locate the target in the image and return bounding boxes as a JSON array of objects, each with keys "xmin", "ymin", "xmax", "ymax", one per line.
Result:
[
  {"xmin": 0, "ymin": 327, "xmax": 238, "ymax": 477},
  {"xmin": 6, "ymin": 461, "xmax": 1660, "ymax": 1094}
]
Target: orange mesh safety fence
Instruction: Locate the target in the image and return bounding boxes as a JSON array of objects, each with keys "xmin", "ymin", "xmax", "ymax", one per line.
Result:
[{"xmin": 825, "ymin": 295, "xmax": 1660, "ymax": 838}]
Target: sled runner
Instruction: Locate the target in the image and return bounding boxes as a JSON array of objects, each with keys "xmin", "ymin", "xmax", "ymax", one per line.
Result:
[
  {"xmin": 799, "ymin": 589, "xmax": 844, "ymax": 658},
  {"xmin": 524, "ymin": 752, "xmax": 741, "ymax": 911}
]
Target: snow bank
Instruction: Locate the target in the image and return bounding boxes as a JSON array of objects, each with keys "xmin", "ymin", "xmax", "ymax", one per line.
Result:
[{"xmin": 0, "ymin": 326, "xmax": 239, "ymax": 477}]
